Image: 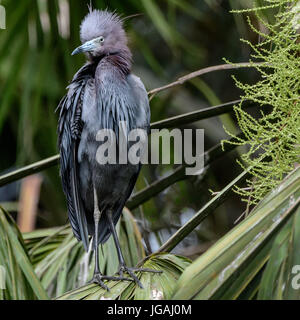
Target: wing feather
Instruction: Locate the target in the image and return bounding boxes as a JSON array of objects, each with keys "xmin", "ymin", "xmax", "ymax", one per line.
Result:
[{"xmin": 57, "ymin": 63, "xmax": 94, "ymax": 251}]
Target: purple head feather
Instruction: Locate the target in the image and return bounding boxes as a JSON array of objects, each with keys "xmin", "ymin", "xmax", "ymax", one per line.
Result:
[
  {"xmin": 80, "ymin": 9, "xmax": 127, "ymax": 46},
  {"xmin": 73, "ymin": 9, "xmax": 132, "ymax": 73}
]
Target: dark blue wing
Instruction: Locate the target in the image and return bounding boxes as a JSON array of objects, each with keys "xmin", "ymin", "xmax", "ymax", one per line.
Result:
[{"xmin": 57, "ymin": 63, "xmax": 95, "ymax": 251}]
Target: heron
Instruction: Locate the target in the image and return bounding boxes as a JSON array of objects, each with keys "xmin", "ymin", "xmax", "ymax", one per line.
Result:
[{"xmin": 57, "ymin": 8, "xmax": 157, "ymax": 289}]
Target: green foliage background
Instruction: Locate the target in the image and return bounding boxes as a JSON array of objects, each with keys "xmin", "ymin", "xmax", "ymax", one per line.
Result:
[{"xmin": 0, "ymin": 0, "xmax": 299, "ymax": 300}]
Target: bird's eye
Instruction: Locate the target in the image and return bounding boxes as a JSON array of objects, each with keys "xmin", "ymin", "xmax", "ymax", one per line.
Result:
[{"xmin": 99, "ymin": 36, "xmax": 104, "ymax": 43}]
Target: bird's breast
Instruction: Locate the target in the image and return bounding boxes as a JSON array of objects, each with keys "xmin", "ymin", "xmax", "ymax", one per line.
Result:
[{"xmin": 78, "ymin": 73, "xmax": 143, "ymax": 164}]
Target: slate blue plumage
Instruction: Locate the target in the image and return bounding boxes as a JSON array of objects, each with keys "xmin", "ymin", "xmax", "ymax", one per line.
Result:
[{"xmin": 57, "ymin": 9, "xmax": 154, "ymax": 288}]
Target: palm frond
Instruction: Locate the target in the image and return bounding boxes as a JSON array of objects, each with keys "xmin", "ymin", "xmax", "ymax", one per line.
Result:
[
  {"xmin": 0, "ymin": 207, "xmax": 48, "ymax": 300},
  {"xmin": 56, "ymin": 253, "xmax": 191, "ymax": 300},
  {"xmin": 172, "ymin": 165, "xmax": 300, "ymax": 299}
]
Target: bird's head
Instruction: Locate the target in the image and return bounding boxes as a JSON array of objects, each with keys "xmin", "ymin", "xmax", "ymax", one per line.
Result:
[{"xmin": 72, "ymin": 9, "xmax": 128, "ymax": 59}]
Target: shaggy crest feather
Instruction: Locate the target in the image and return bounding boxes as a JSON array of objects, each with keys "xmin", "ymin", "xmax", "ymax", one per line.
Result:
[{"xmin": 80, "ymin": 9, "xmax": 126, "ymax": 45}]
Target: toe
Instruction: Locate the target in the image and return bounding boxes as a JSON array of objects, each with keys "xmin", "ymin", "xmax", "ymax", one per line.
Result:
[
  {"xmin": 98, "ymin": 279, "xmax": 110, "ymax": 291},
  {"xmin": 90, "ymin": 274, "xmax": 110, "ymax": 291},
  {"xmin": 116, "ymin": 265, "xmax": 161, "ymax": 288},
  {"xmin": 126, "ymin": 269, "xmax": 143, "ymax": 288}
]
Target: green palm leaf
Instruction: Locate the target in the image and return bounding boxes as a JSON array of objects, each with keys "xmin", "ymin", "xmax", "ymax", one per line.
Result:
[
  {"xmin": 172, "ymin": 165, "xmax": 300, "ymax": 300},
  {"xmin": 56, "ymin": 253, "xmax": 191, "ymax": 300},
  {"xmin": 0, "ymin": 207, "xmax": 48, "ymax": 300}
]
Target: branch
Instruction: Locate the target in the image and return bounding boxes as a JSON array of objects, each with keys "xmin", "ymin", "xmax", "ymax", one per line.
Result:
[
  {"xmin": 150, "ymin": 99, "xmax": 256, "ymax": 129},
  {"xmin": 0, "ymin": 155, "xmax": 59, "ymax": 188},
  {"xmin": 147, "ymin": 62, "xmax": 263, "ymax": 96},
  {"xmin": 156, "ymin": 167, "xmax": 252, "ymax": 253}
]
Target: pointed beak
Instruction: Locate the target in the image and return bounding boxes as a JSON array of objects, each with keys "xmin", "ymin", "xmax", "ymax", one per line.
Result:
[{"xmin": 71, "ymin": 39, "xmax": 98, "ymax": 56}]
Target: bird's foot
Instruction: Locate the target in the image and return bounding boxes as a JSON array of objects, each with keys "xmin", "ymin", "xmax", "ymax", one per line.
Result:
[
  {"xmin": 117, "ymin": 265, "xmax": 162, "ymax": 289},
  {"xmin": 89, "ymin": 272, "xmax": 110, "ymax": 290},
  {"xmin": 89, "ymin": 272, "xmax": 132, "ymax": 291}
]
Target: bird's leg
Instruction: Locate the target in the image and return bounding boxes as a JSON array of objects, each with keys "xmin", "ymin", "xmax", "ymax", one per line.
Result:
[
  {"xmin": 90, "ymin": 187, "xmax": 132, "ymax": 290},
  {"xmin": 90, "ymin": 186, "xmax": 109, "ymax": 290},
  {"xmin": 107, "ymin": 210, "xmax": 162, "ymax": 289}
]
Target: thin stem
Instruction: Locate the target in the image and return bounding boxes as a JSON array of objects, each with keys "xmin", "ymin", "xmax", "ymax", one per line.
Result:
[
  {"xmin": 0, "ymin": 155, "xmax": 59, "ymax": 188},
  {"xmin": 150, "ymin": 99, "xmax": 256, "ymax": 129},
  {"xmin": 147, "ymin": 62, "xmax": 265, "ymax": 96}
]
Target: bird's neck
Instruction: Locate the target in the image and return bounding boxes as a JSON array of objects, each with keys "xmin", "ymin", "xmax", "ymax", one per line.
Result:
[{"xmin": 94, "ymin": 48, "xmax": 132, "ymax": 78}]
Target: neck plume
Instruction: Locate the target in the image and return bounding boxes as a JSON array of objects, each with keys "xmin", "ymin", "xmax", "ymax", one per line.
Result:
[{"xmin": 106, "ymin": 47, "xmax": 132, "ymax": 77}]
